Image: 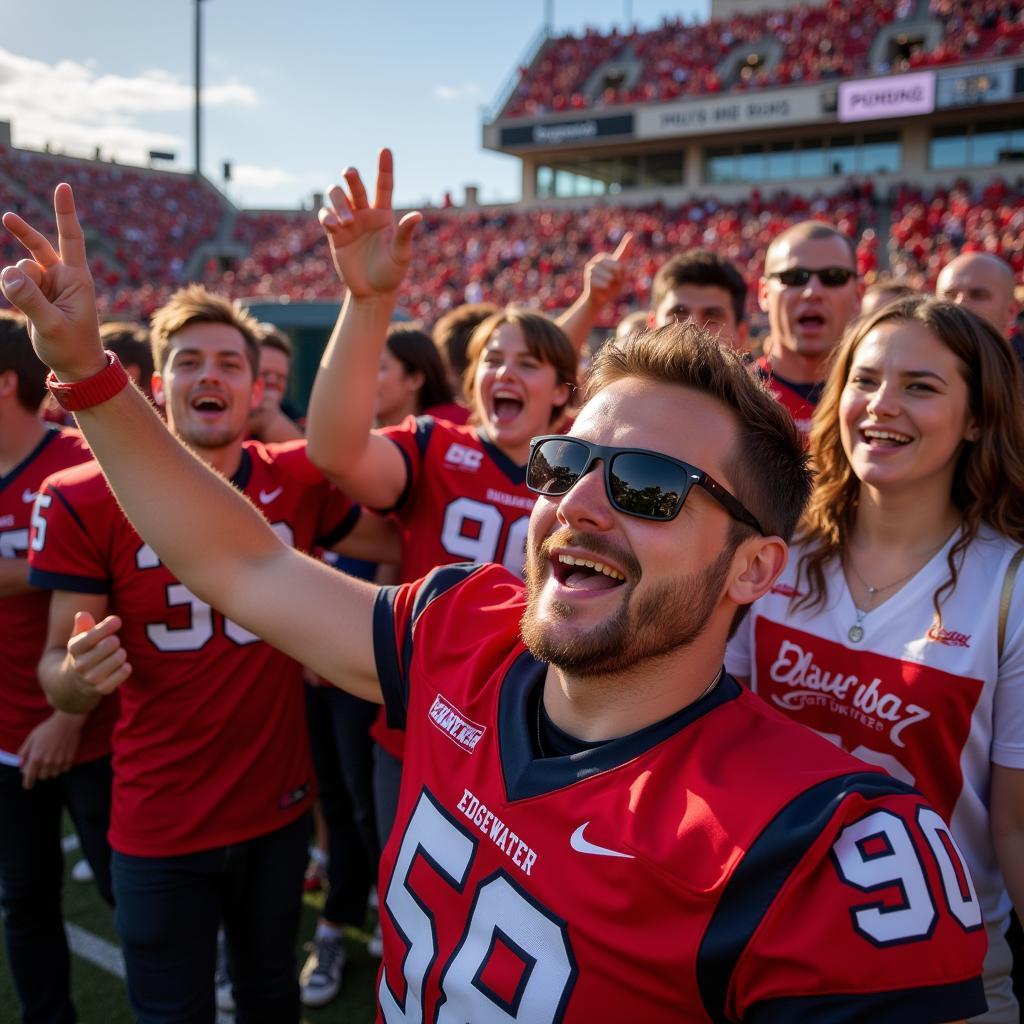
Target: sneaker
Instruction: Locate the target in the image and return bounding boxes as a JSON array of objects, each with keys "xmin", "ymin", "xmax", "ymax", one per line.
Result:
[
  {"xmin": 71, "ymin": 858, "xmax": 94, "ymax": 884},
  {"xmin": 215, "ymin": 931, "xmax": 235, "ymax": 1013},
  {"xmin": 300, "ymin": 935, "xmax": 346, "ymax": 1007},
  {"xmin": 367, "ymin": 921, "xmax": 383, "ymax": 959}
]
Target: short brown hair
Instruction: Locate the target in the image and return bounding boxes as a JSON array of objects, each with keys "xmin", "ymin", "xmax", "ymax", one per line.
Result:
[
  {"xmin": 464, "ymin": 309, "xmax": 578, "ymax": 424},
  {"xmin": 651, "ymin": 250, "xmax": 748, "ymax": 325},
  {"xmin": 100, "ymin": 321, "xmax": 154, "ymax": 383},
  {"xmin": 149, "ymin": 285, "xmax": 261, "ymax": 375},
  {"xmin": 387, "ymin": 326, "xmax": 454, "ymax": 413},
  {"xmin": 258, "ymin": 323, "xmax": 293, "ymax": 360},
  {"xmin": 586, "ymin": 321, "xmax": 811, "ymax": 544},
  {"xmin": 434, "ymin": 302, "xmax": 499, "ymax": 379},
  {"xmin": 0, "ymin": 310, "xmax": 47, "ymax": 412}
]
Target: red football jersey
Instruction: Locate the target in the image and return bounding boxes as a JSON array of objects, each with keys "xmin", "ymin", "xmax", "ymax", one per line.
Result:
[
  {"xmin": 28, "ymin": 440, "xmax": 358, "ymax": 856},
  {"xmin": 753, "ymin": 356, "xmax": 818, "ymax": 438},
  {"xmin": 381, "ymin": 415, "xmax": 534, "ymax": 584},
  {"xmin": 0, "ymin": 427, "xmax": 117, "ymax": 763},
  {"xmin": 371, "ymin": 563, "xmax": 986, "ymax": 1022}
]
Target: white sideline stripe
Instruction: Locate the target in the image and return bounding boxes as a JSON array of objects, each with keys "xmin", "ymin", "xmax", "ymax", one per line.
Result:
[
  {"xmin": 62, "ymin": 833, "xmax": 81, "ymax": 853},
  {"xmin": 64, "ymin": 922, "xmax": 237, "ymax": 1021},
  {"xmin": 66, "ymin": 922, "xmax": 125, "ymax": 979}
]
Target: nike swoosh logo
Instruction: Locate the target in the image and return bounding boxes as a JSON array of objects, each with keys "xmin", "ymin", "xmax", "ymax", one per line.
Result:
[
  {"xmin": 258, "ymin": 486, "xmax": 283, "ymax": 504},
  {"xmin": 22, "ymin": 489, "xmax": 38, "ymax": 504},
  {"xmin": 570, "ymin": 822, "xmax": 634, "ymax": 859}
]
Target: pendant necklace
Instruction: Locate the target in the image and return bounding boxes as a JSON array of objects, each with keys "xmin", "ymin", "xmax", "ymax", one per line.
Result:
[{"xmin": 845, "ymin": 541, "xmax": 946, "ymax": 644}]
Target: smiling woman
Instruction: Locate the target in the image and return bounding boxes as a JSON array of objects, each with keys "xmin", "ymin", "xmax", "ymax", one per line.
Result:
[{"xmin": 727, "ymin": 296, "xmax": 1024, "ymax": 1024}]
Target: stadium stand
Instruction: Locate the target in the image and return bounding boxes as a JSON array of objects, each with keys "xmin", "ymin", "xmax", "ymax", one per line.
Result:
[{"xmin": 499, "ymin": 0, "xmax": 1024, "ymax": 118}]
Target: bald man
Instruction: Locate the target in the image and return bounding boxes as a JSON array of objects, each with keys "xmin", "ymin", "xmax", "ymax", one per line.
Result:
[
  {"xmin": 936, "ymin": 252, "xmax": 1019, "ymax": 341},
  {"xmin": 756, "ymin": 221, "xmax": 862, "ymax": 434}
]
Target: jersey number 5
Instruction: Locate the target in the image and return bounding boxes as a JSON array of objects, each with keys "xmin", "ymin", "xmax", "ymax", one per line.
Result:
[{"xmin": 380, "ymin": 790, "xmax": 576, "ymax": 1023}]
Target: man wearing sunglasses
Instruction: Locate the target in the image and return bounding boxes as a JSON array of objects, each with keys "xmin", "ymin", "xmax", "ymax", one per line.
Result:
[
  {"xmin": 757, "ymin": 221, "xmax": 862, "ymax": 435},
  {"xmin": 1, "ymin": 184, "xmax": 986, "ymax": 1022}
]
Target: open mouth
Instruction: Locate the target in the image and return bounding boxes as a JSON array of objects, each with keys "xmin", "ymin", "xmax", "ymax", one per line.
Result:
[
  {"xmin": 861, "ymin": 427, "xmax": 912, "ymax": 448},
  {"xmin": 550, "ymin": 553, "xmax": 627, "ymax": 592},
  {"xmin": 492, "ymin": 391, "xmax": 524, "ymax": 424},
  {"xmin": 797, "ymin": 313, "xmax": 826, "ymax": 330},
  {"xmin": 191, "ymin": 395, "xmax": 227, "ymax": 414}
]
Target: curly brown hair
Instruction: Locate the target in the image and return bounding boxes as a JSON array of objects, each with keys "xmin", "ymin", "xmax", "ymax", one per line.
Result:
[{"xmin": 796, "ymin": 296, "xmax": 1024, "ymax": 622}]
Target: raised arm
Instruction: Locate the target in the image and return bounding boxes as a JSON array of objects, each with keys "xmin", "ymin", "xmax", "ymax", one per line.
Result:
[
  {"xmin": 305, "ymin": 149, "xmax": 422, "ymax": 509},
  {"xmin": 555, "ymin": 232, "xmax": 634, "ymax": 352},
  {"xmin": 1, "ymin": 185, "xmax": 380, "ymax": 699}
]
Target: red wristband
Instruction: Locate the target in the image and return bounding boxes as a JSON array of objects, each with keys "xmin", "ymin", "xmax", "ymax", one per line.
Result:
[{"xmin": 46, "ymin": 351, "xmax": 130, "ymax": 412}]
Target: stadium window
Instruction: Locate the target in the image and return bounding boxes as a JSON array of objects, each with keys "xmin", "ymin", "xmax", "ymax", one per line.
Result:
[
  {"xmin": 827, "ymin": 137, "xmax": 857, "ymax": 177},
  {"xmin": 972, "ymin": 126, "xmax": 1008, "ymax": 167},
  {"xmin": 737, "ymin": 144, "xmax": 765, "ymax": 182},
  {"xmin": 765, "ymin": 143, "xmax": 796, "ymax": 181},
  {"xmin": 537, "ymin": 165, "xmax": 555, "ymax": 198},
  {"xmin": 640, "ymin": 151, "xmax": 684, "ymax": 187},
  {"xmin": 706, "ymin": 147, "xmax": 737, "ymax": 184},
  {"xmin": 929, "ymin": 126, "xmax": 968, "ymax": 169},
  {"xmin": 796, "ymin": 139, "xmax": 826, "ymax": 178},
  {"xmin": 860, "ymin": 133, "xmax": 900, "ymax": 174}
]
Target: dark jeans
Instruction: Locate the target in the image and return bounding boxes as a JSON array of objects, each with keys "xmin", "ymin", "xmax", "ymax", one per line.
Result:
[
  {"xmin": 112, "ymin": 813, "xmax": 307, "ymax": 1024},
  {"xmin": 305, "ymin": 683, "xmax": 379, "ymax": 925},
  {"xmin": 0, "ymin": 755, "xmax": 113, "ymax": 1024}
]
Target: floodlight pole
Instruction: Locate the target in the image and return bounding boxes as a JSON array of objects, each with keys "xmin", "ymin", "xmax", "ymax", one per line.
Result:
[{"xmin": 194, "ymin": 0, "xmax": 205, "ymax": 177}]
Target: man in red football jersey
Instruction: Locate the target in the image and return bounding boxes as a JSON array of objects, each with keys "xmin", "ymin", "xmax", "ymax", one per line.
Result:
[
  {"xmin": 24, "ymin": 283, "xmax": 396, "ymax": 1023},
  {"xmin": 756, "ymin": 221, "xmax": 862, "ymax": 435},
  {"xmin": 0, "ymin": 309, "xmax": 114, "ymax": 1024},
  {"xmin": 2, "ymin": 180, "xmax": 986, "ymax": 1023}
]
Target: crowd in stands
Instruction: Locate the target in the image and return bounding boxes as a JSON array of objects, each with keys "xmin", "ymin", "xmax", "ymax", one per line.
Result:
[
  {"xmin": 500, "ymin": 0, "xmax": 1024, "ymax": 118},
  {"xmin": 889, "ymin": 176, "xmax": 1024, "ymax": 289}
]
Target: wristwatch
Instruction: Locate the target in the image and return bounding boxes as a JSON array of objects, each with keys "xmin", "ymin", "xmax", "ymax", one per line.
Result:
[{"xmin": 46, "ymin": 351, "xmax": 130, "ymax": 411}]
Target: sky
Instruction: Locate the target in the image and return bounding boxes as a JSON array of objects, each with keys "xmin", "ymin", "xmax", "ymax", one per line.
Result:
[{"xmin": 0, "ymin": 0, "xmax": 706, "ymax": 210}]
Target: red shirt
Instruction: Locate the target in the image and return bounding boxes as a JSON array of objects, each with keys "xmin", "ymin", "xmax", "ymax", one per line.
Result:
[
  {"xmin": 28, "ymin": 440, "xmax": 357, "ymax": 856},
  {"xmin": 371, "ymin": 563, "xmax": 986, "ymax": 1022},
  {"xmin": 0, "ymin": 428, "xmax": 116, "ymax": 762},
  {"xmin": 753, "ymin": 355, "xmax": 820, "ymax": 438}
]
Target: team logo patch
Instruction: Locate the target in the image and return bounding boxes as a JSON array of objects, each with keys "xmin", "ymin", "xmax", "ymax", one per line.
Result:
[
  {"xmin": 428, "ymin": 693, "xmax": 486, "ymax": 752},
  {"xmin": 444, "ymin": 443, "xmax": 484, "ymax": 471},
  {"xmin": 926, "ymin": 625, "xmax": 971, "ymax": 648},
  {"xmin": 278, "ymin": 782, "xmax": 310, "ymax": 809}
]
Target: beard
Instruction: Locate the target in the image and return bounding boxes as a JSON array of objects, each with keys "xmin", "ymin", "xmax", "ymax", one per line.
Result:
[{"xmin": 520, "ymin": 528, "xmax": 736, "ymax": 677}]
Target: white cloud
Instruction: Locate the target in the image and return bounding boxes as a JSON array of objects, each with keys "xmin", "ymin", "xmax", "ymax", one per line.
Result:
[
  {"xmin": 0, "ymin": 47, "xmax": 257, "ymax": 164},
  {"xmin": 231, "ymin": 164, "xmax": 297, "ymax": 190},
  {"xmin": 433, "ymin": 82, "xmax": 482, "ymax": 101}
]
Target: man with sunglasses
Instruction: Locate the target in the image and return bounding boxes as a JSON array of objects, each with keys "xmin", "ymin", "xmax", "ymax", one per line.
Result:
[
  {"xmin": 0, "ymin": 184, "xmax": 987, "ymax": 1022},
  {"xmin": 757, "ymin": 221, "xmax": 862, "ymax": 434}
]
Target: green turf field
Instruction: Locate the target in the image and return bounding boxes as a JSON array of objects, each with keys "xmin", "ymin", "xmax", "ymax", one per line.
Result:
[{"xmin": 0, "ymin": 824, "xmax": 378, "ymax": 1023}]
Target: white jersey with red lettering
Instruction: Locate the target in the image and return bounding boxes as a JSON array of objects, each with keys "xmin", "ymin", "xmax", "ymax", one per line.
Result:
[{"xmin": 726, "ymin": 525, "xmax": 1024, "ymax": 934}]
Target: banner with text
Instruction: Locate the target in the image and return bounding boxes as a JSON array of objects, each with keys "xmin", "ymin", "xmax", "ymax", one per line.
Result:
[{"xmin": 838, "ymin": 71, "xmax": 936, "ymax": 122}]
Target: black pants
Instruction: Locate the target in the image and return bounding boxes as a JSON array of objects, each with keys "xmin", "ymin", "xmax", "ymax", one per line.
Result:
[
  {"xmin": 112, "ymin": 813, "xmax": 307, "ymax": 1024},
  {"xmin": 0, "ymin": 756, "xmax": 113, "ymax": 1024},
  {"xmin": 305, "ymin": 683, "xmax": 379, "ymax": 925}
]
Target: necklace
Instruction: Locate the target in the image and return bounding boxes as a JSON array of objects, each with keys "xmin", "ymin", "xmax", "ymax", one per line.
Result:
[
  {"xmin": 534, "ymin": 669, "xmax": 724, "ymax": 757},
  {"xmin": 845, "ymin": 540, "xmax": 947, "ymax": 643}
]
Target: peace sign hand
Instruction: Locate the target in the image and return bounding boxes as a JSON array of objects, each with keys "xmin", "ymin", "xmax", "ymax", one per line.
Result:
[
  {"xmin": 319, "ymin": 149, "xmax": 422, "ymax": 300},
  {"xmin": 0, "ymin": 183, "xmax": 106, "ymax": 381}
]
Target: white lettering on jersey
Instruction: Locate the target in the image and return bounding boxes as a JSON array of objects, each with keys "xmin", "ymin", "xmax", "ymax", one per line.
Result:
[
  {"xmin": 485, "ymin": 487, "xmax": 534, "ymax": 511},
  {"xmin": 456, "ymin": 787, "xmax": 538, "ymax": 876},
  {"xmin": 768, "ymin": 638, "xmax": 931, "ymax": 748},
  {"xmin": 22, "ymin": 489, "xmax": 39, "ymax": 504},
  {"xmin": 427, "ymin": 694, "xmax": 486, "ymax": 753},
  {"xmin": 444, "ymin": 443, "xmax": 484, "ymax": 471}
]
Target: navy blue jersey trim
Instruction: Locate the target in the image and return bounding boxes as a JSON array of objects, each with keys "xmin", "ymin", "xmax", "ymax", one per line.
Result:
[
  {"xmin": 696, "ymin": 771, "xmax": 922, "ymax": 1024},
  {"xmin": 373, "ymin": 585, "xmax": 406, "ymax": 730},
  {"xmin": 498, "ymin": 659, "xmax": 742, "ymax": 802},
  {"xmin": 375, "ymin": 438, "xmax": 415, "ymax": 516},
  {"xmin": 745, "ymin": 976, "xmax": 985, "ymax": 1023},
  {"xmin": 475, "ymin": 427, "xmax": 526, "ymax": 485},
  {"xmin": 316, "ymin": 503, "xmax": 361, "ymax": 550},
  {"xmin": 28, "ymin": 567, "xmax": 110, "ymax": 595},
  {"xmin": 230, "ymin": 449, "xmax": 253, "ymax": 492},
  {"xmin": 412, "ymin": 414, "xmax": 434, "ymax": 459},
  {"xmin": 47, "ymin": 485, "xmax": 91, "ymax": 539},
  {"xmin": 0, "ymin": 427, "xmax": 58, "ymax": 492}
]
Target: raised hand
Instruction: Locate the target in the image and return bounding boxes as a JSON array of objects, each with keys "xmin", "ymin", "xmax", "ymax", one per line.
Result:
[
  {"xmin": 581, "ymin": 231, "xmax": 635, "ymax": 310},
  {"xmin": 64, "ymin": 610, "xmax": 132, "ymax": 701},
  {"xmin": 319, "ymin": 149, "xmax": 422, "ymax": 299},
  {"xmin": 0, "ymin": 184, "xmax": 105, "ymax": 381}
]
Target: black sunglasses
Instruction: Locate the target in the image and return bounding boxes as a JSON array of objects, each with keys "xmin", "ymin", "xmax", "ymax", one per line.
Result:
[
  {"xmin": 527, "ymin": 436, "xmax": 765, "ymax": 534},
  {"xmin": 769, "ymin": 266, "xmax": 857, "ymax": 288}
]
